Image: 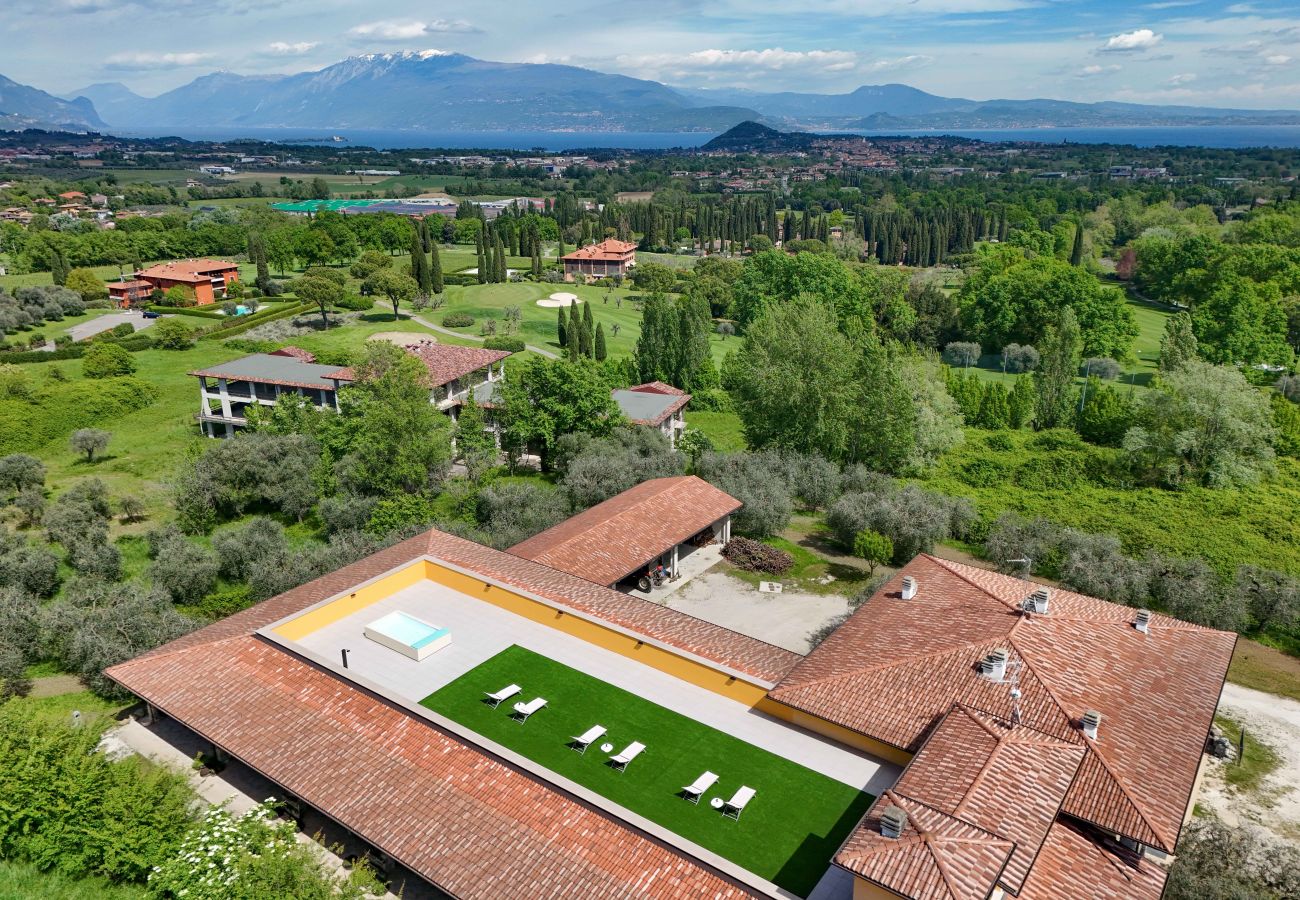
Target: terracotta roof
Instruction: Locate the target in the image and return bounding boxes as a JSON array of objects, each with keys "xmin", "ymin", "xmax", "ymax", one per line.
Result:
[
  {"xmin": 105, "ymin": 527, "xmax": 803, "ymax": 899},
  {"xmin": 108, "ymin": 279, "xmax": 151, "ymax": 291},
  {"xmin": 108, "ymin": 636, "xmax": 761, "ymax": 900},
  {"xmin": 768, "ymin": 554, "xmax": 1235, "ymax": 853},
  {"xmin": 270, "ymin": 345, "xmax": 317, "ymax": 363},
  {"xmin": 562, "ymin": 238, "xmax": 637, "ymax": 262},
  {"xmin": 835, "ymin": 790, "xmax": 1014, "ymax": 900},
  {"xmin": 508, "ymin": 477, "xmax": 741, "ymax": 587},
  {"xmin": 628, "ymin": 381, "xmax": 687, "ymax": 396},
  {"xmin": 137, "ymin": 259, "xmax": 239, "ymax": 283},
  {"xmin": 325, "ymin": 340, "xmax": 510, "ymax": 388},
  {"xmin": 1017, "ymin": 818, "xmax": 1167, "ymax": 900},
  {"xmin": 842, "ymin": 705, "xmax": 1085, "ymax": 898}
]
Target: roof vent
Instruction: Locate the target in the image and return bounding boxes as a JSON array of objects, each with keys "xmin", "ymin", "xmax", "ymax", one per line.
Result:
[
  {"xmin": 1081, "ymin": 709, "xmax": 1102, "ymax": 741},
  {"xmin": 900, "ymin": 576, "xmax": 918, "ymax": 601},
  {"xmin": 1023, "ymin": 587, "xmax": 1050, "ymax": 615},
  {"xmin": 1134, "ymin": 609, "xmax": 1152, "ymax": 634},
  {"xmin": 880, "ymin": 805, "xmax": 907, "ymax": 839},
  {"xmin": 980, "ymin": 648, "xmax": 1009, "ymax": 681}
]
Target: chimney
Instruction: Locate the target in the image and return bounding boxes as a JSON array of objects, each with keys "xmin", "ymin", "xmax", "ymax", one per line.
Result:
[
  {"xmin": 1027, "ymin": 587, "xmax": 1050, "ymax": 615},
  {"xmin": 1081, "ymin": 709, "xmax": 1101, "ymax": 740},
  {"xmin": 880, "ymin": 805, "xmax": 907, "ymax": 839},
  {"xmin": 1134, "ymin": 609, "xmax": 1151, "ymax": 634},
  {"xmin": 981, "ymin": 648, "xmax": 1009, "ymax": 681},
  {"xmin": 900, "ymin": 576, "xmax": 918, "ymax": 601}
]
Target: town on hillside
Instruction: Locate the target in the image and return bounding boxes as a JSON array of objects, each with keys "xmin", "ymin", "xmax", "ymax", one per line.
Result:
[{"xmin": 1, "ymin": 111, "xmax": 1300, "ymax": 900}]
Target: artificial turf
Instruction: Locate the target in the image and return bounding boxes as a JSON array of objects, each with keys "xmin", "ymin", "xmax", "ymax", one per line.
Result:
[{"xmin": 420, "ymin": 644, "xmax": 873, "ymax": 897}]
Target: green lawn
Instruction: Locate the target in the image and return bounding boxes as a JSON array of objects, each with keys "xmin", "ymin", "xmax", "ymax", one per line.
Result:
[
  {"xmin": 421, "ymin": 645, "xmax": 872, "ymax": 897},
  {"xmin": 0, "ymin": 860, "xmax": 147, "ymax": 900},
  {"xmin": 1214, "ymin": 714, "xmax": 1282, "ymax": 794},
  {"xmin": 689, "ymin": 409, "xmax": 747, "ymax": 451}
]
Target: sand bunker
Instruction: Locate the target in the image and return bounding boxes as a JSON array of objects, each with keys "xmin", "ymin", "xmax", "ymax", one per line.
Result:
[{"xmin": 536, "ymin": 292, "xmax": 583, "ymax": 308}]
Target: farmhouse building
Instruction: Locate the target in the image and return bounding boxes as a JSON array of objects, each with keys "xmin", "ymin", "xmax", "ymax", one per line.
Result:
[
  {"xmin": 561, "ymin": 238, "xmax": 637, "ymax": 281},
  {"xmin": 105, "ymin": 514, "xmax": 1232, "ymax": 900},
  {"xmin": 192, "ymin": 341, "xmax": 511, "ymax": 437},
  {"xmin": 612, "ymin": 381, "xmax": 689, "ymax": 449},
  {"xmin": 135, "ymin": 259, "xmax": 241, "ymax": 305}
]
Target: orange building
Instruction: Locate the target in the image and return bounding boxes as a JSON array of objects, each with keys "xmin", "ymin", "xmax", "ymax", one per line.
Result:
[
  {"xmin": 136, "ymin": 259, "xmax": 240, "ymax": 305},
  {"xmin": 107, "ymin": 279, "xmax": 153, "ymax": 309},
  {"xmin": 560, "ymin": 238, "xmax": 636, "ymax": 281}
]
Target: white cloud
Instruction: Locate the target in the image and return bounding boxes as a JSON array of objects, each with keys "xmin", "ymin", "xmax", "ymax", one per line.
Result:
[
  {"xmin": 267, "ymin": 41, "xmax": 317, "ymax": 55},
  {"xmin": 1166, "ymin": 72, "xmax": 1197, "ymax": 85},
  {"xmin": 349, "ymin": 19, "xmax": 477, "ymax": 41},
  {"xmin": 866, "ymin": 54, "xmax": 934, "ymax": 72},
  {"xmin": 1077, "ymin": 64, "xmax": 1121, "ymax": 78},
  {"xmin": 1100, "ymin": 28, "xmax": 1163, "ymax": 52},
  {"xmin": 675, "ymin": 48, "xmax": 858, "ymax": 71},
  {"xmin": 104, "ymin": 51, "xmax": 212, "ymax": 70},
  {"xmin": 1266, "ymin": 54, "xmax": 1292, "ymax": 65}
]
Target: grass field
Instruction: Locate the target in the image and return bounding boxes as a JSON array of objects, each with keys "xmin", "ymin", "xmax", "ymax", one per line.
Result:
[
  {"xmin": 0, "ymin": 860, "xmax": 147, "ymax": 900},
  {"xmin": 421, "ymin": 645, "xmax": 873, "ymax": 897},
  {"xmin": 1214, "ymin": 713, "xmax": 1283, "ymax": 794},
  {"xmin": 689, "ymin": 409, "xmax": 746, "ymax": 451}
]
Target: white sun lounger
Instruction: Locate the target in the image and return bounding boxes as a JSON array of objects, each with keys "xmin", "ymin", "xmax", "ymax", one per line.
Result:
[
  {"xmin": 609, "ymin": 741, "xmax": 645, "ymax": 772},
  {"xmin": 681, "ymin": 771, "xmax": 718, "ymax": 803},
  {"xmin": 484, "ymin": 684, "xmax": 521, "ymax": 708},
  {"xmin": 722, "ymin": 786, "xmax": 756, "ymax": 820},
  {"xmin": 512, "ymin": 696, "xmax": 547, "ymax": 723},
  {"xmin": 571, "ymin": 724, "xmax": 606, "ymax": 754}
]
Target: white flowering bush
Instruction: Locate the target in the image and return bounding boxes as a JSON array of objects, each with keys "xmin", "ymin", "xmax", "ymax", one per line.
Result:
[{"xmin": 147, "ymin": 800, "xmax": 380, "ymax": 900}]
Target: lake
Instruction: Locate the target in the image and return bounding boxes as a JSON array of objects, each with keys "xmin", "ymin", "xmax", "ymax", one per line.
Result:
[{"xmin": 118, "ymin": 125, "xmax": 1300, "ymax": 151}]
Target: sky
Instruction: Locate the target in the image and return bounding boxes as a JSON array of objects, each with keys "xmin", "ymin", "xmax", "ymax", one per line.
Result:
[{"xmin": 5, "ymin": 0, "xmax": 1300, "ymax": 108}]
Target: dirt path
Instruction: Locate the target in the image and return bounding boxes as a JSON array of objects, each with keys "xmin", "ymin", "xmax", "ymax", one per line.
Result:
[
  {"xmin": 407, "ymin": 311, "xmax": 558, "ymax": 359},
  {"xmin": 1199, "ymin": 683, "xmax": 1300, "ymax": 841}
]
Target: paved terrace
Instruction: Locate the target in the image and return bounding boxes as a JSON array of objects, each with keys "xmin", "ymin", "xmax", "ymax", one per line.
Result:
[{"xmin": 287, "ymin": 577, "xmax": 898, "ymax": 797}]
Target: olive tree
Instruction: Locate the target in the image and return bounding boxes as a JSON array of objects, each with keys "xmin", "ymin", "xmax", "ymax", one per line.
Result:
[{"xmin": 69, "ymin": 428, "xmax": 111, "ymax": 462}]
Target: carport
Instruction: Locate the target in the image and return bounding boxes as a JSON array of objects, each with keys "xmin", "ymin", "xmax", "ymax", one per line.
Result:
[{"xmin": 507, "ymin": 476, "xmax": 739, "ymax": 589}]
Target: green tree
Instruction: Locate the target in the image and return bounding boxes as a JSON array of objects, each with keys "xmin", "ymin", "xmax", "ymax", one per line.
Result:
[
  {"xmin": 1159, "ymin": 311, "xmax": 1199, "ymax": 372},
  {"xmin": 292, "ymin": 274, "xmax": 344, "ymax": 330},
  {"xmin": 852, "ymin": 529, "xmax": 894, "ymax": 575},
  {"xmin": 1076, "ymin": 377, "xmax": 1132, "ymax": 446},
  {"xmin": 81, "ymin": 342, "xmax": 136, "ymax": 378},
  {"xmin": 556, "ymin": 304, "xmax": 568, "ymax": 348},
  {"xmin": 247, "ymin": 231, "xmax": 272, "ymax": 293},
  {"xmin": 976, "ymin": 382, "xmax": 1011, "ymax": 429},
  {"xmin": 1008, "ymin": 376, "xmax": 1036, "ymax": 429},
  {"xmin": 454, "ymin": 393, "xmax": 497, "ymax": 482},
  {"xmin": 65, "ymin": 268, "xmax": 107, "ymax": 304},
  {"xmin": 69, "ymin": 428, "xmax": 111, "ymax": 462},
  {"xmin": 1034, "ymin": 307, "xmax": 1081, "ymax": 429},
  {"xmin": 365, "ymin": 268, "xmax": 418, "ymax": 321},
  {"xmin": 594, "ymin": 321, "xmax": 607, "ymax": 361},
  {"xmin": 497, "ymin": 357, "xmax": 623, "ymax": 469},
  {"xmin": 151, "ymin": 317, "xmax": 194, "ymax": 350},
  {"xmin": 1069, "ymin": 221, "xmax": 1084, "ymax": 266},
  {"xmin": 676, "ymin": 428, "xmax": 713, "ymax": 470},
  {"xmin": 409, "ymin": 223, "xmax": 432, "ymax": 294},
  {"xmin": 1124, "ymin": 360, "xmax": 1276, "ymax": 488},
  {"xmin": 430, "ymin": 241, "xmax": 444, "ymax": 295}
]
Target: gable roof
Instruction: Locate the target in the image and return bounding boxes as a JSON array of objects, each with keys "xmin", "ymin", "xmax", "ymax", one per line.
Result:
[
  {"xmin": 769, "ymin": 554, "xmax": 1235, "ymax": 853},
  {"xmin": 612, "ymin": 386, "xmax": 691, "ymax": 426},
  {"xmin": 562, "ymin": 238, "xmax": 637, "ymax": 262},
  {"xmin": 508, "ymin": 476, "xmax": 741, "ymax": 586}
]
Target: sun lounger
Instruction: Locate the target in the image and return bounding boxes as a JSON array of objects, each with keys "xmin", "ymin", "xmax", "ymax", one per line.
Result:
[
  {"xmin": 722, "ymin": 786, "xmax": 756, "ymax": 820},
  {"xmin": 681, "ymin": 771, "xmax": 718, "ymax": 803},
  {"xmin": 512, "ymin": 696, "xmax": 547, "ymax": 723},
  {"xmin": 609, "ymin": 741, "xmax": 645, "ymax": 772},
  {"xmin": 571, "ymin": 724, "xmax": 606, "ymax": 754},
  {"xmin": 484, "ymin": 684, "xmax": 521, "ymax": 708}
]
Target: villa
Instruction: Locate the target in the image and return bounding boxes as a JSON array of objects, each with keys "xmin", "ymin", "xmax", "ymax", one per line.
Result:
[
  {"xmin": 105, "ymin": 492, "xmax": 1233, "ymax": 900},
  {"xmin": 132, "ymin": 259, "xmax": 241, "ymax": 306},
  {"xmin": 561, "ymin": 238, "xmax": 637, "ymax": 282},
  {"xmin": 192, "ymin": 341, "xmax": 511, "ymax": 437},
  {"xmin": 613, "ymin": 381, "xmax": 690, "ymax": 449}
]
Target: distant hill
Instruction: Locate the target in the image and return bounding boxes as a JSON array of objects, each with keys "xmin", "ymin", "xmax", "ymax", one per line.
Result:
[
  {"xmin": 69, "ymin": 51, "xmax": 760, "ymax": 133},
  {"xmin": 703, "ymin": 121, "xmax": 820, "ymax": 152},
  {"xmin": 0, "ymin": 73, "xmax": 105, "ymax": 132}
]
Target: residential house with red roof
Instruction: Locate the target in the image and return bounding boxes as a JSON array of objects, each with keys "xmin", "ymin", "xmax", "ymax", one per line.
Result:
[
  {"xmin": 106, "ymin": 521, "xmax": 1232, "ymax": 899},
  {"xmin": 136, "ymin": 259, "xmax": 240, "ymax": 305},
  {"xmin": 561, "ymin": 238, "xmax": 637, "ymax": 281},
  {"xmin": 613, "ymin": 381, "xmax": 690, "ymax": 449}
]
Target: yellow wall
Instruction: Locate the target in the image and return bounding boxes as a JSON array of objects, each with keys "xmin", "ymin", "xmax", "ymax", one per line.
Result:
[
  {"xmin": 1184, "ymin": 753, "xmax": 1209, "ymax": 826},
  {"xmin": 755, "ymin": 699, "xmax": 914, "ymax": 767},
  {"xmin": 272, "ymin": 562, "xmax": 426, "ymax": 641},
  {"xmin": 420, "ymin": 560, "xmax": 771, "ymax": 704}
]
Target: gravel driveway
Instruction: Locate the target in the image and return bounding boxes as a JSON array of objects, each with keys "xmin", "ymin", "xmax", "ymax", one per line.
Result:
[
  {"xmin": 664, "ymin": 571, "xmax": 851, "ymax": 654},
  {"xmin": 66, "ymin": 311, "xmax": 159, "ymax": 342}
]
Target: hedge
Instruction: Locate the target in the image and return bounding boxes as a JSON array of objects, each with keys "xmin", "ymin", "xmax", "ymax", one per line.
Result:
[
  {"xmin": 146, "ymin": 306, "xmax": 225, "ymax": 319},
  {"xmin": 441, "ymin": 312, "xmax": 475, "ymax": 328},
  {"xmin": 0, "ymin": 331, "xmax": 154, "ymax": 364},
  {"xmin": 442, "ymin": 273, "xmax": 480, "ymax": 287},
  {"xmin": 0, "ymin": 376, "xmax": 159, "ymax": 454},
  {"xmin": 199, "ymin": 302, "xmax": 313, "ymax": 341},
  {"xmin": 483, "ymin": 336, "xmax": 526, "ymax": 352}
]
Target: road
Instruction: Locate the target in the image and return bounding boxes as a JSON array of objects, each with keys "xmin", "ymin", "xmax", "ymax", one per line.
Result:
[
  {"xmin": 65, "ymin": 310, "xmax": 160, "ymax": 343},
  {"xmin": 408, "ymin": 312, "xmax": 558, "ymax": 359}
]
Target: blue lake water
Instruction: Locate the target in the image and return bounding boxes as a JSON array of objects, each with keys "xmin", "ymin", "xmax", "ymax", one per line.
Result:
[{"xmin": 118, "ymin": 125, "xmax": 1300, "ymax": 151}]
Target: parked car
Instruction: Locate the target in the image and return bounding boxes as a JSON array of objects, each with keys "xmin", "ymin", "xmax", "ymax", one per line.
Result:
[{"xmin": 143, "ymin": 310, "xmax": 161, "ymax": 319}]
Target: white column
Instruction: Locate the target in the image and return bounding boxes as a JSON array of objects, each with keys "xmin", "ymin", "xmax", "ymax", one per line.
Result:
[
  {"xmin": 671, "ymin": 544, "xmax": 679, "ymax": 579},
  {"xmin": 217, "ymin": 379, "xmax": 233, "ymax": 418}
]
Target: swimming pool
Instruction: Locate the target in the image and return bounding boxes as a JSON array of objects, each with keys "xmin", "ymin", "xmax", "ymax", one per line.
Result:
[{"xmin": 364, "ymin": 610, "xmax": 451, "ymax": 661}]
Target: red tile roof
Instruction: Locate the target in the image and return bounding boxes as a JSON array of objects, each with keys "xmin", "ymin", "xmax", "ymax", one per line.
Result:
[
  {"xmin": 629, "ymin": 381, "xmax": 687, "ymax": 396},
  {"xmin": 106, "ymin": 527, "xmax": 802, "ymax": 899},
  {"xmin": 1017, "ymin": 818, "xmax": 1167, "ymax": 900},
  {"xmin": 324, "ymin": 340, "xmax": 511, "ymax": 388},
  {"xmin": 768, "ymin": 554, "xmax": 1235, "ymax": 854},
  {"xmin": 562, "ymin": 238, "xmax": 637, "ymax": 262},
  {"xmin": 270, "ymin": 345, "xmax": 317, "ymax": 363},
  {"xmin": 137, "ymin": 259, "xmax": 239, "ymax": 283},
  {"xmin": 508, "ymin": 476, "xmax": 741, "ymax": 586},
  {"xmin": 842, "ymin": 705, "xmax": 1085, "ymax": 898}
]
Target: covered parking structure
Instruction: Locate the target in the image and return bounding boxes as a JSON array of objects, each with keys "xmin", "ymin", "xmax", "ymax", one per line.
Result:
[{"xmin": 507, "ymin": 476, "xmax": 739, "ymax": 589}]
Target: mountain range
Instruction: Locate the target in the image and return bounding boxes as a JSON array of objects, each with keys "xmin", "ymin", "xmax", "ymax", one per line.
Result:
[{"xmin": 2, "ymin": 50, "xmax": 1300, "ymax": 135}]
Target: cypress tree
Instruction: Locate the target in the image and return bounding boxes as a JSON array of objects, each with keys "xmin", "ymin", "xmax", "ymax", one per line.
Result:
[
  {"xmin": 594, "ymin": 322, "xmax": 607, "ymax": 361},
  {"xmin": 476, "ymin": 227, "xmax": 487, "ymax": 285},
  {"xmin": 532, "ymin": 236, "xmax": 542, "ymax": 277},
  {"xmin": 578, "ymin": 316, "xmax": 593, "ymax": 358},
  {"xmin": 430, "ymin": 242, "xmax": 443, "ymax": 294},
  {"xmin": 1070, "ymin": 222, "xmax": 1085, "ymax": 266},
  {"xmin": 582, "ymin": 299, "xmax": 594, "ymax": 336},
  {"xmin": 495, "ymin": 232, "xmax": 507, "ymax": 283},
  {"xmin": 557, "ymin": 305, "xmax": 568, "ymax": 348},
  {"xmin": 410, "ymin": 224, "xmax": 432, "ymax": 294},
  {"xmin": 568, "ymin": 301, "xmax": 581, "ymax": 355}
]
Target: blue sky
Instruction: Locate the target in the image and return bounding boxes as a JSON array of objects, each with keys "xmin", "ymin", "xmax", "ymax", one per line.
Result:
[{"xmin": 6, "ymin": 0, "xmax": 1299, "ymax": 107}]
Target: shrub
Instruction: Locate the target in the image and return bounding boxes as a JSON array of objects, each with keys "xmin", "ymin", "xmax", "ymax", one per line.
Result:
[
  {"xmin": 1000, "ymin": 343, "xmax": 1040, "ymax": 373},
  {"xmin": 483, "ymin": 336, "xmax": 525, "ymax": 352},
  {"xmin": 696, "ymin": 450, "xmax": 793, "ymax": 537},
  {"xmin": 81, "ymin": 342, "xmax": 136, "ymax": 378},
  {"xmin": 0, "ymin": 377, "xmax": 157, "ymax": 456},
  {"xmin": 722, "ymin": 537, "xmax": 794, "ymax": 574},
  {"xmin": 852, "ymin": 529, "xmax": 894, "ymax": 575},
  {"xmin": 827, "ymin": 482, "xmax": 973, "ymax": 563},
  {"xmin": 150, "ymin": 317, "xmax": 194, "ymax": 349},
  {"xmin": 1082, "ymin": 356, "xmax": 1121, "ymax": 380},
  {"xmin": 69, "ymin": 427, "xmax": 111, "ymax": 462},
  {"xmin": 147, "ymin": 532, "xmax": 220, "ymax": 604},
  {"xmin": 942, "ymin": 341, "xmax": 982, "ymax": 368},
  {"xmin": 334, "ymin": 294, "xmax": 375, "ymax": 312},
  {"xmin": 211, "ymin": 517, "xmax": 289, "ymax": 583},
  {"xmin": 441, "ymin": 312, "xmax": 475, "ymax": 328}
]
